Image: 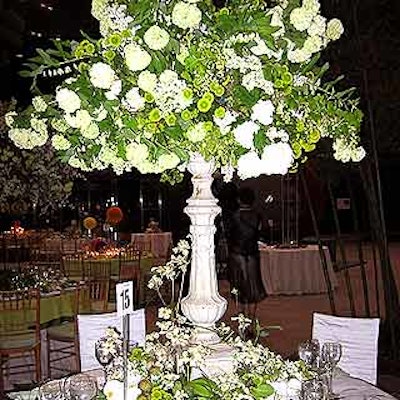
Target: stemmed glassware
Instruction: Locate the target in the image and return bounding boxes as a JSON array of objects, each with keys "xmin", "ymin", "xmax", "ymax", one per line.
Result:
[
  {"xmin": 302, "ymin": 378, "xmax": 328, "ymax": 400},
  {"xmin": 298, "ymin": 339, "xmax": 320, "ymax": 369},
  {"xmin": 320, "ymin": 342, "xmax": 342, "ymax": 399},
  {"xmin": 65, "ymin": 374, "xmax": 97, "ymax": 400},
  {"xmin": 95, "ymin": 339, "xmax": 114, "ymax": 389},
  {"xmin": 39, "ymin": 380, "xmax": 64, "ymax": 400}
]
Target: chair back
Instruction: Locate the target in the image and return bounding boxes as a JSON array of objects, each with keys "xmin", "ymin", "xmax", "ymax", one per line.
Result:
[
  {"xmin": 0, "ymin": 289, "xmax": 41, "ymax": 344},
  {"xmin": 77, "ymin": 309, "xmax": 146, "ymax": 371},
  {"xmin": 80, "ymin": 279, "xmax": 110, "ymax": 313},
  {"xmin": 312, "ymin": 312, "xmax": 380, "ymax": 385},
  {"xmin": 62, "ymin": 254, "xmax": 84, "ymax": 280}
]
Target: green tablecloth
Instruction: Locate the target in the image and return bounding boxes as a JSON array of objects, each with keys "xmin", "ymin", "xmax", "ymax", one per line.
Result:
[
  {"xmin": 63, "ymin": 256, "xmax": 153, "ymax": 278},
  {"xmin": 0, "ymin": 288, "xmax": 83, "ymax": 330}
]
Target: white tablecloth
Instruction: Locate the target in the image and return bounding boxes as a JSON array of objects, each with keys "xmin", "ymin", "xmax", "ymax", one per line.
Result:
[
  {"xmin": 259, "ymin": 244, "xmax": 338, "ymax": 295},
  {"xmin": 9, "ymin": 371, "xmax": 396, "ymax": 400}
]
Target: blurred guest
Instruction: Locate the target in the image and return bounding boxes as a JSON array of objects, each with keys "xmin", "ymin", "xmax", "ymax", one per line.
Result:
[
  {"xmin": 226, "ymin": 187, "xmax": 266, "ymax": 322},
  {"xmin": 145, "ymin": 217, "xmax": 162, "ymax": 233}
]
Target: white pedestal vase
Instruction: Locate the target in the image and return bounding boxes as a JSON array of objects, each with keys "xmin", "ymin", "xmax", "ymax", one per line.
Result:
[{"xmin": 180, "ymin": 153, "xmax": 228, "ymax": 345}]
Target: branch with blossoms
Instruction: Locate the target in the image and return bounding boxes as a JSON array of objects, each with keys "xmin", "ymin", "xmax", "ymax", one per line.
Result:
[{"xmin": 147, "ymin": 237, "xmax": 191, "ymax": 311}]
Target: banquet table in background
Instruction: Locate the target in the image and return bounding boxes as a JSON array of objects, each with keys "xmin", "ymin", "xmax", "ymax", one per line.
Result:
[
  {"xmin": 259, "ymin": 244, "xmax": 338, "ymax": 295},
  {"xmin": 131, "ymin": 232, "xmax": 172, "ymax": 266}
]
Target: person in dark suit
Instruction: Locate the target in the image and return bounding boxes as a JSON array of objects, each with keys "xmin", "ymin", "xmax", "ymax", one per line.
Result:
[{"xmin": 226, "ymin": 187, "xmax": 266, "ymax": 320}]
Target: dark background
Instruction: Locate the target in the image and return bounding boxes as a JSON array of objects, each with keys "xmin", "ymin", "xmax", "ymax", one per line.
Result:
[{"xmin": 1, "ymin": 0, "xmax": 400, "ymax": 241}]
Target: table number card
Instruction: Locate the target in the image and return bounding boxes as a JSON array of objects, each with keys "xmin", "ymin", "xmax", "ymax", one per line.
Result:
[{"xmin": 116, "ymin": 281, "xmax": 134, "ymax": 317}]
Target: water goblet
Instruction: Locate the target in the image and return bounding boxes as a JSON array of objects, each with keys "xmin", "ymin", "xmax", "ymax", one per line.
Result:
[
  {"xmin": 68, "ymin": 374, "xmax": 97, "ymax": 400},
  {"xmin": 301, "ymin": 378, "xmax": 328, "ymax": 400},
  {"xmin": 95, "ymin": 340, "xmax": 114, "ymax": 389},
  {"xmin": 39, "ymin": 380, "xmax": 63, "ymax": 400},
  {"xmin": 298, "ymin": 339, "xmax": 320, "ymax": 369},
  {"xmin": 321, "ymin": 342, "xmax": 342, "ymax": 399}
]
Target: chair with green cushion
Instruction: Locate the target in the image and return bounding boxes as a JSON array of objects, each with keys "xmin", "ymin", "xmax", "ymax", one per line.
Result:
[
  {"xmin": 46, "ymin": 280, "xmax": 110, "ymax": 378},
  {"xmin": 46, "ymin": 286, "xmax": 81, "ymax": 379},
  {"xmin": 0, "ymin": 289, "xmax": 41, "ymax": 393}
]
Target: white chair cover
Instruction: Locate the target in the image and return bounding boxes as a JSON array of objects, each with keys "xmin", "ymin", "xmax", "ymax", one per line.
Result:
[
  {"xmin": 312, "ymin": 312, "xmax": 380, "ymax": 385},
  {"xmin": 78, "ymin": 309, "xmax": 146, "ymax": 371}
]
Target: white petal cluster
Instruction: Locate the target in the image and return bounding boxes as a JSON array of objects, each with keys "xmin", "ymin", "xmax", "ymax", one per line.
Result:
[
  {"xmin": 32, "ymin": 96, "xmax": 47, "ymax": 112},
  {"xmin": 89, "ymin": 62, "xmax": 117, "ymax": 90},
  {"xmin": 233, "ymin": 121, "xmax": 259, "ymax": 149},
  {"xmin": 157, "ymin": 153, "xmax": 180, "ymax": 171},
  {"xmin": 172, "ymin": 2, "xmax": 202, "ymax": 30},
  {"xmin": 51, "ymin": 134, "xmax": 71, "ymax": 151},
  {"xmin": 5, "ymin": 111, "xmax": 17, "ymax": 128},
  {"xmin": 214, "ymin": 111, "xmax": 238, "ymax": 134},
  {"xmin": 9, "ymin": 128, "xmax": 44, "ymax": 149},
  {"xmin": 126, "ymin": 142, "xmax": 149, "ymax": 166},
  {"xmin": 261, "ymin": 142, "xmax": 294, "ymax": 175},
  {"xmin": 137, "ymin": 71, "xmax": 157, "ymax": 93},
  {"xmin": 237, "ymin": 151, "xmax": 264, "ymax": 179},
  {"xmin": 144, "ymin": 25, "xmax": 170, "ymax": 50},
  {"xmin": 333, "ymin": 138, "xmax": 366, "ymax": 162},
  {"xmin": 153, "ymin": 70, "xmax": 191, "ymax": 114},
  {"xmin": 289, "ymin": 7, "xmax": 314, "ymax": 32},
  {"xmin": 242, "ymin": 70, "xmax": 274, "ymax": 95},
  {"xmin": 56, "ymin": 88, "xmax": 81, "ymax": 114},
  {"xmin": 326, "ymin": 18, "xmax": 344, "ymax": 41},
  {"xmin": 123, "ymin": 88, "xmax": 145, "ymax": 112},
  {"xmin": 105, "ymin": 80, "xmax": 122, "ymax": 100},
  {"xmin": 251, "ymin": 100, "xmax": 275, "ymax": 126},
  {"xmin": 186, "ymin": 122, "xmax": 207, "ymax": 143},
  {"xmin": 124, "ymin": 44, "xmax": 152, "ymax": 72}
]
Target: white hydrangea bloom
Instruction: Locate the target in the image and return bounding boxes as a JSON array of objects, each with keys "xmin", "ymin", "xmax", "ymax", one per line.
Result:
[
  {"xmin": 137, "ymin": 71, "xmax": 157, "ymax": 93},
  {"xmin": 251, "ymin": 99, "xmax": 275, "ymax": 126},
  {"xmin": 32, "ymin": 96, "xmax": 47, "ymax": 112},
  {"xmin": 303, "ymin": 35, "xmax": 323, "ymax": 54},
  {"xmin": 56, "ymin": 88, "xmax": 81, "ymax": 114},
  {"xmin": 233, "ymin": 121, "xmax": 259, "ymax": 149},
  {"xmin": 9, "ymin": 128, "xmax": 37, "ymax": 149},
  {"xmin": 326, "ymin": 18, "xmax": 344, "ymax": 41},
  {"xmin": 30, "ymin": 118, "xmax": 47, "ymax": 134},
  {"xmin": 126, "ymin": 142, "xmax": 149, "ymax": 165},
  {"xmin": 124, "ymin": 88, "xmax": 145, "ymax": 112},
  {"xmin": 186, "ymin": 122, "xmax": 207, "ymax": 142},
  {"xmin": 89, "ymin": 62, "xmax": 116, "ymax": 90},
  {"xmin": 124, "ymin": 44, "xmax": 152, "ymax": 71},
  {"xmin": 287, "ymin": 48, "xmax": 312, "ymax": 63},
  {"xmin": 213, "ymin": 110, "xmax": 238, "ymax": 134},
  {"xmin": 237, "ymin": 151, "xmax": 264, "ymax": 179},
  {"xmin": 144, "ymin": 25, "xmax": 170, "ymax": 50},
  {"xmin": 261, "ymin": 142, "xmax": 294, "ymax": 175},
  {"xmin": 307, "ymin": 15, "xmax": 326, "ymax": 36},
  {"xmin": 105, "ymin": 80, "xmax": 122, "ymax": 100},
  {"xmin": 5, "ymin": 111, "xmax": 17, "ymax": 127},
  {"xmin": 157, "ymin": 153, "xmax": 180, "ymax": 171},
  {"xmin": 81, "ymin": 122, "xmax": 100, "ymax": 139},
  {"xmin": 289, "ymin": 7, "xmax": 313, "ymax": 32},
  {"xmin": 51, "ymin": 134, "xmax": 71, "ymax": 151},
  {"xmin": 75, "ymin": 110, "xmax": 93, "ymax": 130},
  {"xmin": 172, "ymin": 2, "xmax": 202, "ymax": 30},
  {"xmin": 302, "ymin": 0, "xmax": 321, "ymax": 17}
]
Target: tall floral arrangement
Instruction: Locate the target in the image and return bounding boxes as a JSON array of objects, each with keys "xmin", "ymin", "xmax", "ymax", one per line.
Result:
[
  {"xmin": 7, "ymin": 0, "xmax": 363, "ymax": 183},
  {"xmin": 0, "ymin": 100, "xmax": 80, "ymax": 215}
]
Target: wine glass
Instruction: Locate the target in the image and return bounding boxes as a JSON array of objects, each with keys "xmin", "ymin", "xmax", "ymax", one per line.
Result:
[
  {"xmin": 39, "ymin": 380, "xmax": 63, "ymax": 400},
  {"xmin": 301, "ymin": 378, "xmax": 328, "ymax": 400},
  {"xmin": 67, "ymin": 374, "xmax": 97, "ymax": 400},
  {"xmin": 298, "ymin": 339, "xmax": 320, "ymax": 369},
  {"xmin": 321, "ymin": 342, "xmax": 342, "ymax": 399},
  {"xmin": 95, "ymin": 340, "xmax": 114, "ymax": 389}
]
